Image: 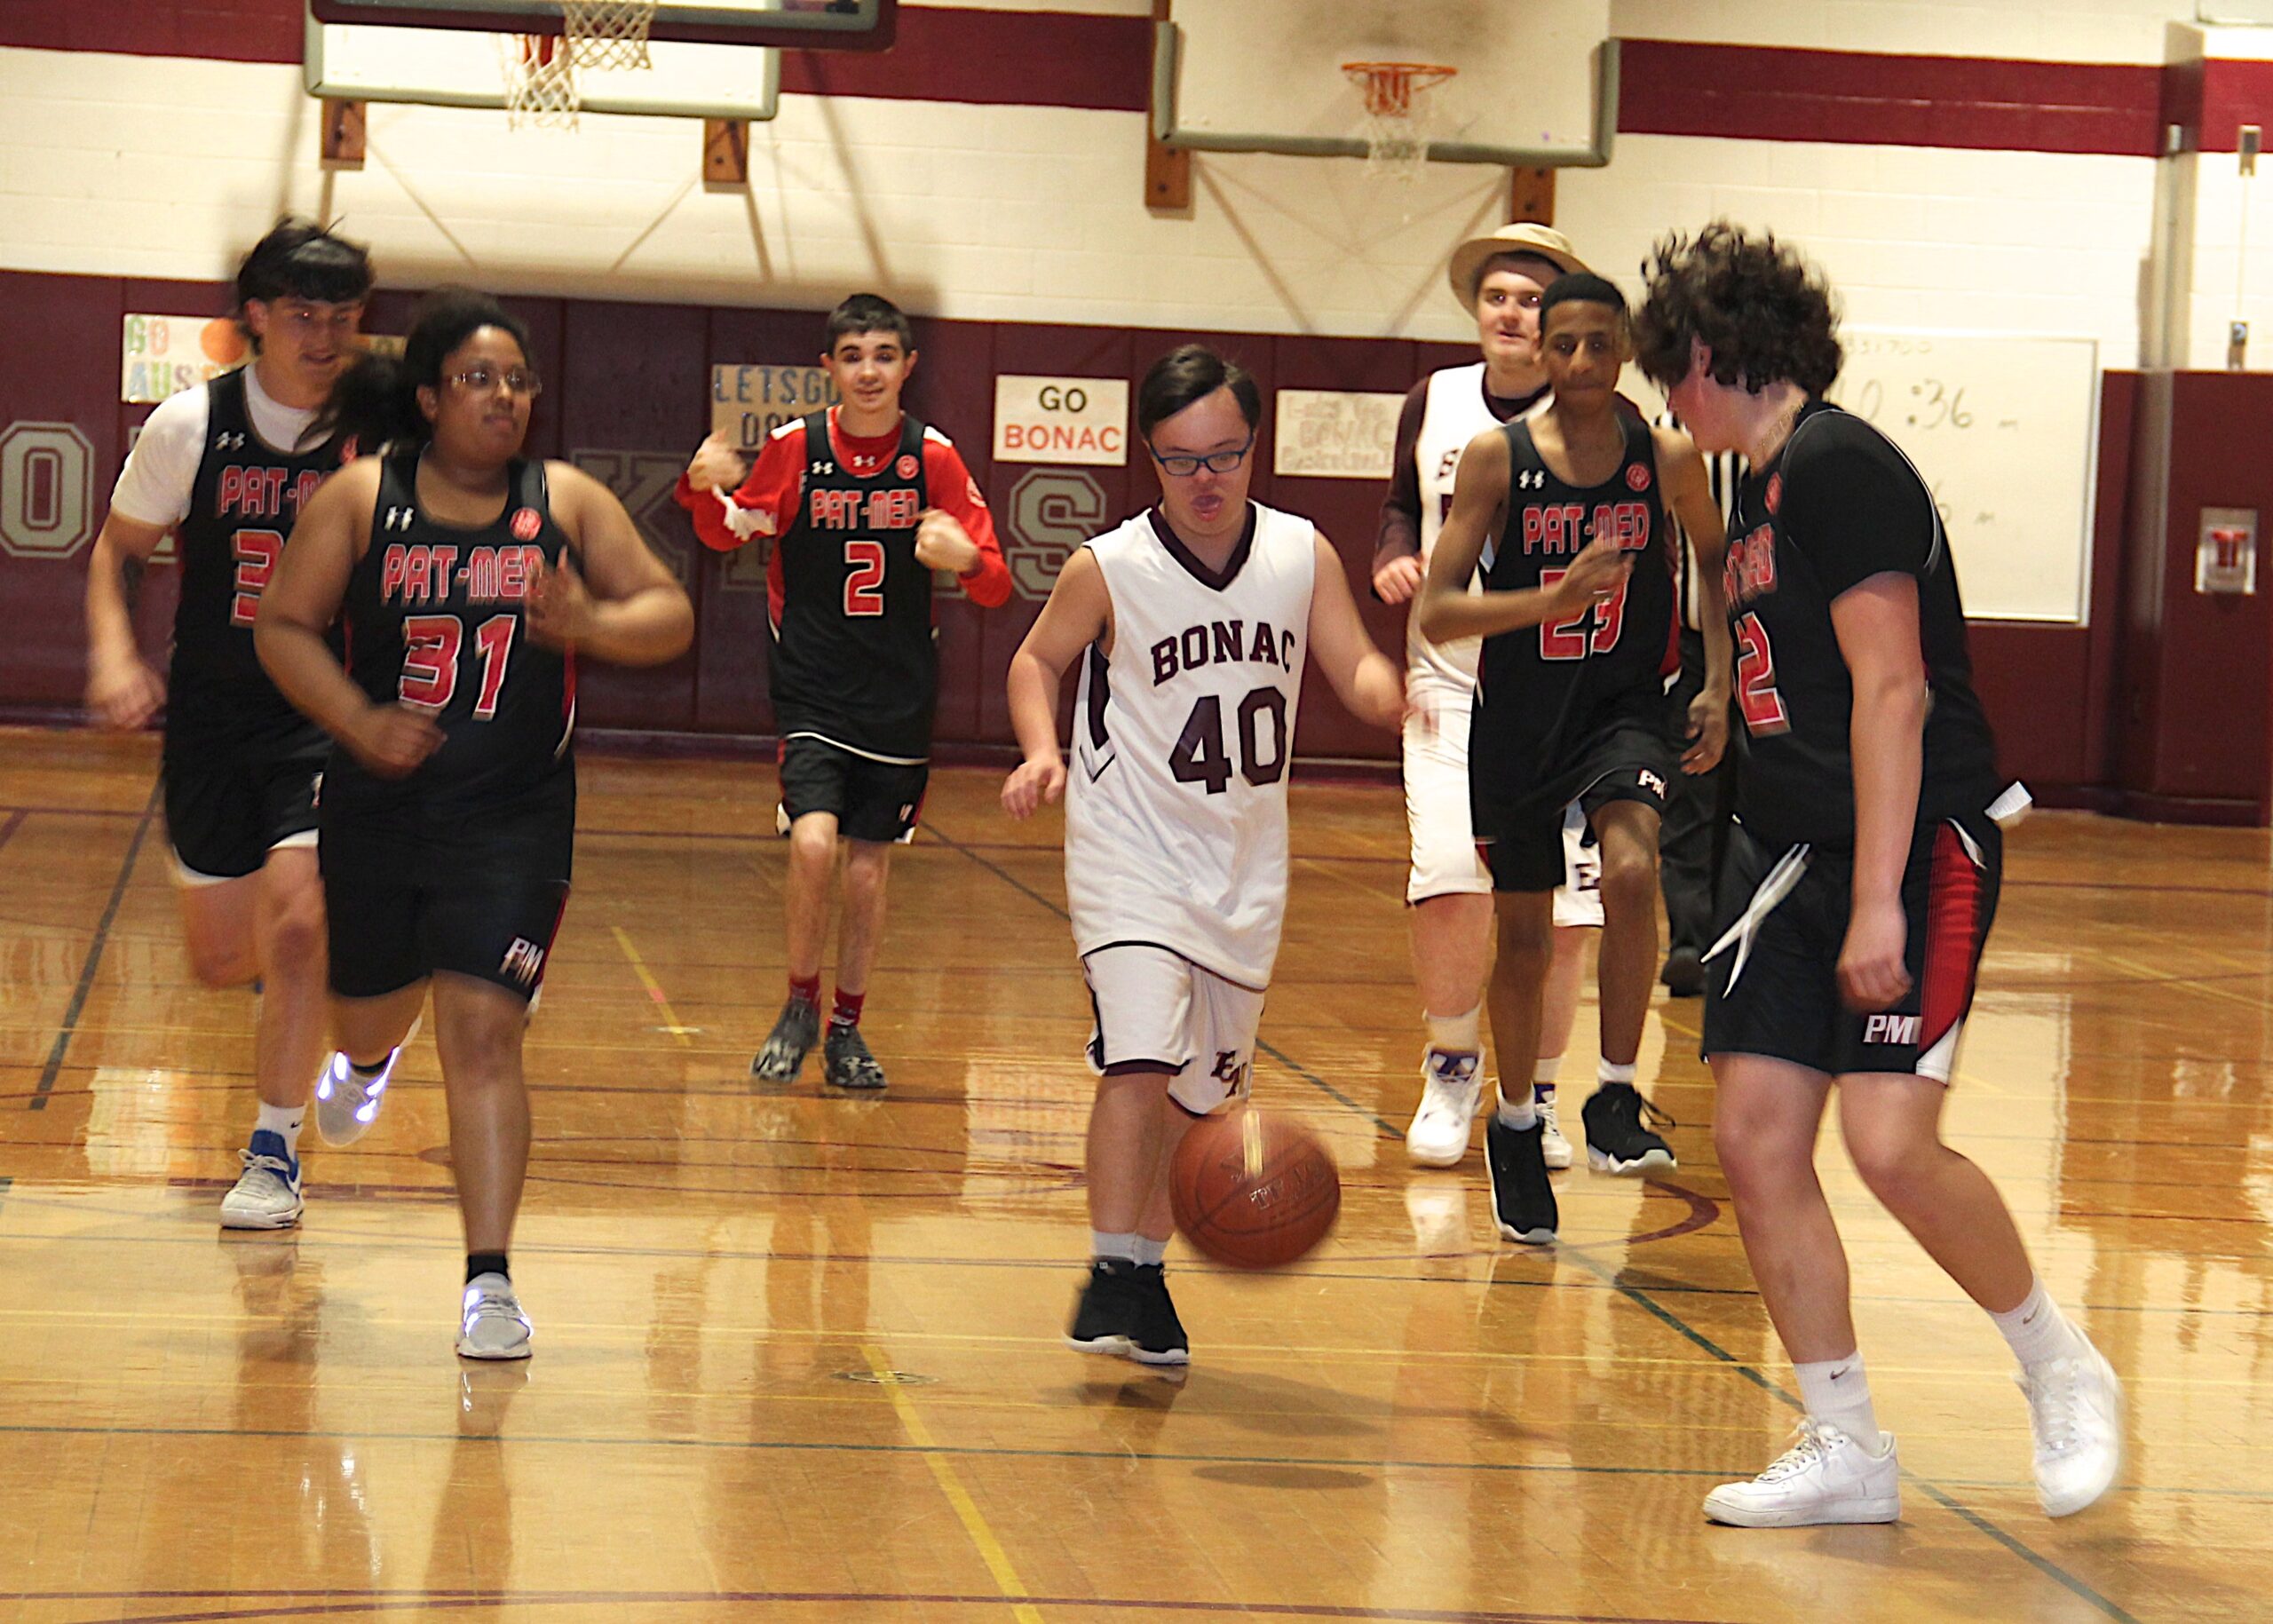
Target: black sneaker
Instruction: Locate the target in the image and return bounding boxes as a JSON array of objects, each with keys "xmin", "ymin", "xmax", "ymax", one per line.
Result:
[
  {"xmin": 1660, "ymin": 947, "xmax": 1705, "ymax": 997},
  {"xmin": 752, "ymin": 995, "xmax": 820, "ymax": 1082},
  {"xmin": 1066, "ymin": 1258, "xmax": 1145, "ymax": 1357},
  {"xmin": 1582, "ymin": 1081, "xmax": 1677, "ymax": 1175},
  {"xmin": 822, "ymin": 1021, "xmax": 888, "ymax": 1090},
  {"xmin": 1485, "ymin": 1116, "xmax": 1558, "ymax": 1245},
  {"xmin": 1130, "ymin": 1264, "xmax": 1190, "ymax": 1366}
]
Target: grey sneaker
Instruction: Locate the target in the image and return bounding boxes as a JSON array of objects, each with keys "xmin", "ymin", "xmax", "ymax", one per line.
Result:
[
  {"xmin": 455, "ymin": 1272, "xmax": 533, "ymax": 1360},
  {"xmin": 823, "ymin": 1021, "xmax": 888, "ymax": 1090},
  {"xmin": 753, "ymin": 994, "xmax": 821, "ymax": 1082}
]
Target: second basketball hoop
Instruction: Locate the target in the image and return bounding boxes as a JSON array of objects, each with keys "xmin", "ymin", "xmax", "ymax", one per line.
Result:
[{"xmin": 1342, "ymin": 60, "xmax": 1457, "ymax": 181}]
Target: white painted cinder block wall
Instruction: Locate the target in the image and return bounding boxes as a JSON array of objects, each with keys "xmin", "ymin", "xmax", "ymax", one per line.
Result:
[{"xmin": 0, "ymin": 0, "xmax": 2261, "ymax": 366}]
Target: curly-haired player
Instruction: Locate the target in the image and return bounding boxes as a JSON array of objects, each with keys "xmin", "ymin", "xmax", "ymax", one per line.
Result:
[{"xmin": 1635, "ymin": 223, "xmax": 2122, "ymax": 1525}]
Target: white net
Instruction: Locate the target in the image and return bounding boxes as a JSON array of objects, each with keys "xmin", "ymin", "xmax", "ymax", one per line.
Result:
[
  {"xmin": 497, "ymin": 2, "xmax": 655, "ymax": 129},
  {"xmin": 1343, "ymin": 62, "xmax": 1455, "ymax": 183}
]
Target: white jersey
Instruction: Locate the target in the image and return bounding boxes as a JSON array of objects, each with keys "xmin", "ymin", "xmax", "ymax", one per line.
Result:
[
  {"xmin": 1067, "ymin": 503, "xmax": 1317, "ymax": 988},
  {"xmin": 1408, "ymin": 362, "xmax": 1504, "ymax": 701}
]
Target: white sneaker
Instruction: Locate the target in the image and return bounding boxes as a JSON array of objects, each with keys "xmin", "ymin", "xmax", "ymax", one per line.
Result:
[
  {"xmin": 219, "ymin": 1131, "xmax": 304, "ymax": 1230},
  {"xmin": 315, "ymin": 1019, "xmax": 416, "ymax": 1147},
  {"xmin": 1703, "ymin": 1419, "xmax": 1901, "ymax": 1527},
  {"xmin": 2018, "ymin": 1335, "xmax": 2124, "ymax": 1517},
  {"xmin": 1405, "ymin": 1049, "xmax": 1483, "ymax": 1168},
  {"xmin": 455, "ymin": 1272, "xmax": 534, "ymax": 1360},
  {"xmin": 1538, "ymin": 1089, "xmax": 1572, "ymax": 1170}
]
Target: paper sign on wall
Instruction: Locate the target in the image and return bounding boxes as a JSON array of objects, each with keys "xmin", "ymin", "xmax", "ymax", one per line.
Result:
[
  {"xmin": 121, "ymin": 314, "xmax": 249, "ymax": 404},
  {"xmin": 711, "ymin": 364, "xmax": 839, "ymax": 453},
  {"xmin": 1272, "ymin": 389, "xmax": 1404, "ymax": 480},
  {"xmin": 994, "ymin": 376, "xmax": 1129, "ymax": 466}
]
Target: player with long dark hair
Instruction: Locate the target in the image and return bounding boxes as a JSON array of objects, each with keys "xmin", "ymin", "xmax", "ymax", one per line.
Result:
[
  {"xmin": 257, "ymin": 289, "xmax": 693, "ymax": 1358},
  {"xmin": 1635, "ymin": 223, "xmax": 2122, "ymax": 1525}
]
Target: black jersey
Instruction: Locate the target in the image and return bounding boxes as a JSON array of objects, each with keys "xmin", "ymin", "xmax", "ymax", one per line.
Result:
[
  {"xmin": 772, "ymin": 409, "xmax": 935, "ymax": 762},
  {"xmin": 1470, "ymin": 411, "xmax": 1676, "ymax": 793},
  {"xmin": 1723, "ymin": 401, "xmax": 2000, "ymax": 851},
  {"xmin": 326, "ymin": 452, "xmax": 575, "ymax": 824},
  {"xmin": 168, "ymin": 368, "xmax": 346, "ymax": 756}
]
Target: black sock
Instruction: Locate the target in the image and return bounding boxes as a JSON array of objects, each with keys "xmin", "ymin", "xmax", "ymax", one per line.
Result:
[{"xmin": 466, "ymin": 1251, "xmax": 510, "ymax": 1284}]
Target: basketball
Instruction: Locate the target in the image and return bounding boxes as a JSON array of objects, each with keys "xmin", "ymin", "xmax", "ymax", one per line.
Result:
[{"xmin": 1170, "ymin": 1106, "xmax": 1340, "ymax": 1269}]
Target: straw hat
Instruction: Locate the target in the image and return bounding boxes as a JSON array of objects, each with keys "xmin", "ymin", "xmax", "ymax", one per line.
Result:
[{"xmin": 1447, "ymin": 223, "xmax": 1588, "ymax": 309}]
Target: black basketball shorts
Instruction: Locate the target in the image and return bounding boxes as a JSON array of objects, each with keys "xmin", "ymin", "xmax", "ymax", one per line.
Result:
[
  {"xmin": 162, "ymin": 743, "xmax": 323, "ymax": 884},
  {"xmin": 1473, "ymin": 716, "xmax": 1675, "ymax": 893},
  {"xmin": 779, "ymin": 733, "xmax": 928, "ymax": 845},
  {"xmin": 320, "ymin": 809, "xmax": 573, "ymax": 1003},
  {"xmin": 1701, "ymin": 813, "xmax": 2001, "ymax": 1081}
]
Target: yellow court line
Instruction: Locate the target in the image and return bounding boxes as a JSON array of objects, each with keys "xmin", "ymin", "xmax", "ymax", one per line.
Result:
[
  {"xmin": 859, "ymin": 1342, "xmax": 1045, "ymax": 1624},
  {"xmin": 611, "ymin": 925, "xmax": 693, "ymax": 1046}
]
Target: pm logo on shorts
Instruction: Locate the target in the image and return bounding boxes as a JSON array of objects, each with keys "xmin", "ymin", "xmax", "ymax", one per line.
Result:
[
  {"xmin": 1864, "ymin": 1013, "xmax": 1921, "ymax": 1046},
  {"xmin": 500, "ymin": 937, "xmax": 547, "ymax": 986}
]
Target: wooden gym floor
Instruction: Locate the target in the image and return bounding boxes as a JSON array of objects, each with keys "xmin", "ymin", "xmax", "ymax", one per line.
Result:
[{"xmin": 1, "ymin": 727, "xmax": 2268, "ymax": 1624}]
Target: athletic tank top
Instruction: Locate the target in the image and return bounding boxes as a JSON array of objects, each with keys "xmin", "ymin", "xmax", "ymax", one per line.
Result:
[
  {"xmin": 1408, "ymin": 362, "xmax": 1502, "ymax": 700},
  {"xmin": 1471, "ymin": 412, "xmax": 1676, "ymax": 774},
  {"xmin": 772, "ymin": 410, "xmax": 935, "ymax": 762},
  {"xmin": 169, "ymin": 367, "xmax": 347, "ymax": 754},
  {"xmin": 1066, "ymin": 503, "xmax": 1315, "ymax": 988},
  {"xmin": 327, "ymin": 451, "xmax": 574, "ymax": 821}
]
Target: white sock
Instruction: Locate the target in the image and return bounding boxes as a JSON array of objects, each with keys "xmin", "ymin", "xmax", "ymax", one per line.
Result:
[
  {"xmin": 1090, "ymin": 1231, "xmax": 1138, "ymax": 1264},
  {"xmin": 1533, "ymin": 1058, "xmax": 1560, "ymax": 1101},
  {"xmin": 1990, "ymin": 1278, "xmax": 2080, "ymax": 1370},
  {"xmin": 1494, "ymin": 1086, "xmax": 1536, "ymax": 1131},
  {"xmin": 1597, "ymin": 1058, "xmax": 1637, "ymax": 1089},
  {"xmin": 254, "ymin": 1102, "xmax": 304, "ymax": 1153},
  {"xmin": 1131, "ymin": 1235, "xmax": 1168, "ymax": 1266},
  {"xmin": 1424, "ymin": 1003, "xmax": 1482, "ymax": 1057},
  {"xmin": 1794, "ymin": 1353, "xmax": 1882, "ymax": 1451}
]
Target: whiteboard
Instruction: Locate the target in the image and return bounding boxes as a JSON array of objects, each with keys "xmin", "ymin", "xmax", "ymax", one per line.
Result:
[{"xmin": 1825, "ymin": 330, "xmax": 2100, "ymax": 623}]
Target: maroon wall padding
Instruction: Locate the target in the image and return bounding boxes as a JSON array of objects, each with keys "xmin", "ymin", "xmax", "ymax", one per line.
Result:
[
  {"xmin": 0, "ymin": 268, "xmax": 2148, "ymax": 800},
  {"xmin": 2115, "ymin": 371, "xmax": 2273, "ymax": 822}
]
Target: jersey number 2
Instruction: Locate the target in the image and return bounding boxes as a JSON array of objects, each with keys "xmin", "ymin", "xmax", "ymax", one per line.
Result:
[
  {"xmin": 1539, "ymin": 566, "xmax": 1626, "ymax": 659},
  {"xmin": 230, "ymin": 529, "xmax": 282, "ymax": 627},
  {"xmin": 843, "ymin": 540, "xmax": 885, "ymax": 617},
  {"xmin": 1734, "ymin": 613, "xmax": 1789, "ymax": 733},
  {"xmin": 400, "ymin": 614, "xmax": 517, "ymax": 719}
]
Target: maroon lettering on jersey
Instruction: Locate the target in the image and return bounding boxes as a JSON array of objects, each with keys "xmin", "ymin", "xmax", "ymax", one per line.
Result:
[
  {"xmin": 864, "ymin": 488, "xmax": 919, "ymax": 529},
  {"xmin": 1148, "ymin": 618, "xmax": 1294, "ymax": 685},
  {"xmin": 462, "ymin": 543, "xmax": 546, "ymax": 603},
  {"xmin": 1522, "ymin": 503, "xmax": 1588, "ymax": 554},
  {"xmin": 379, "ymin": 543, "xmax": 462, "ymax": 606}
]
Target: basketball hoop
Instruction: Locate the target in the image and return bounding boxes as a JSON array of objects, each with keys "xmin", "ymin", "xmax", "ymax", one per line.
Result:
[
  {"xmin": 498, "ymin": 1, "xmax": 656, "ymax": 128},
  {"xmin": 1342, "ymin": 60, "xmax": 1457, "ymax": 181}
]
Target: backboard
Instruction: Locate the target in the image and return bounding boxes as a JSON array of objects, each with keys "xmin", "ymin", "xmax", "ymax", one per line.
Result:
[
  {"xmin": 305, "ymin": 0, "xmax": 896, "ymax": 120},
  {"xmin": 1160, "ymin": 0, "xmax": 1614, "ymax": 168}
]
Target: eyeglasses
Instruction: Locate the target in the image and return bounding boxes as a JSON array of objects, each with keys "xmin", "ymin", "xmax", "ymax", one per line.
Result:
[
  {"xmin": 1148, "ymin": 434, "xmax": 1254, "ymax": 478},
  {"xmin": 447, "ymin": 366, "xmax": 543, "ymax": 399}
]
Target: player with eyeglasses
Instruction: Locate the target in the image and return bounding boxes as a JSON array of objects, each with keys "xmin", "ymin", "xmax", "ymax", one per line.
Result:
[
  {"xmin": 1003, "ymin": 343, "xmax": 1406, "ymax": 1365},
  {"xmin": 257, "ymin": 289, "xmax": 693, "ymax": 1359},
  {"xmin": 83, "ymin": 217, "xmax": 379, "ymax": 1230}
]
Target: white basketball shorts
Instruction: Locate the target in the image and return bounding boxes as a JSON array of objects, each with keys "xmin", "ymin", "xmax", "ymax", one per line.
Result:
[
  {"xmin": 1403, "ymin": 693, "xmax": 1603, "ymax": 926},
  {"xmin": 1081, "ymin": 943, "xmax": 1265, "ymax": 1114}
]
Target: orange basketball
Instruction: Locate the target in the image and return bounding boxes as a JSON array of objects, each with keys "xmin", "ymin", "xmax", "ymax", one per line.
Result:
[{"xmin": 1169, "ymin": 1106, "xmax": 1340, "ymax": 1269}]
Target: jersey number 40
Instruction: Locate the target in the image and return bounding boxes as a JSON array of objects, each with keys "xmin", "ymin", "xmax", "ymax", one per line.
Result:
[{"xmin": 1169, "ymin": 686, "xmax": 1288, "ymax": 796}]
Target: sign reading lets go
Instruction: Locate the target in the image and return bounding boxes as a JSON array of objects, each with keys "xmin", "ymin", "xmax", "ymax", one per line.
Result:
[{"xmin": 993, "ymin": 376, "xmax": 1128, "ymax": 467}]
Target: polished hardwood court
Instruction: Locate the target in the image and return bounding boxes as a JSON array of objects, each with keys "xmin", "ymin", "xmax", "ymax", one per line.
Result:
[{"xmin": 1, "ymin": 727, "xmax": 2267, "ymax": 1623}]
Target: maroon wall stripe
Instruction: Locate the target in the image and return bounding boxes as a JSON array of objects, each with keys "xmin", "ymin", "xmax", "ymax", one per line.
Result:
[
  {"xmin": 780, "ymin": 9, "xmax": 1147, "ymax": 112},
  {"xmin": 1620, "ymin": 38, "xmax": 2165, "ymax": 156},
  {"xmin": 0, "ymin": 2, "xmax": 2235, "ymax": 153}
]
